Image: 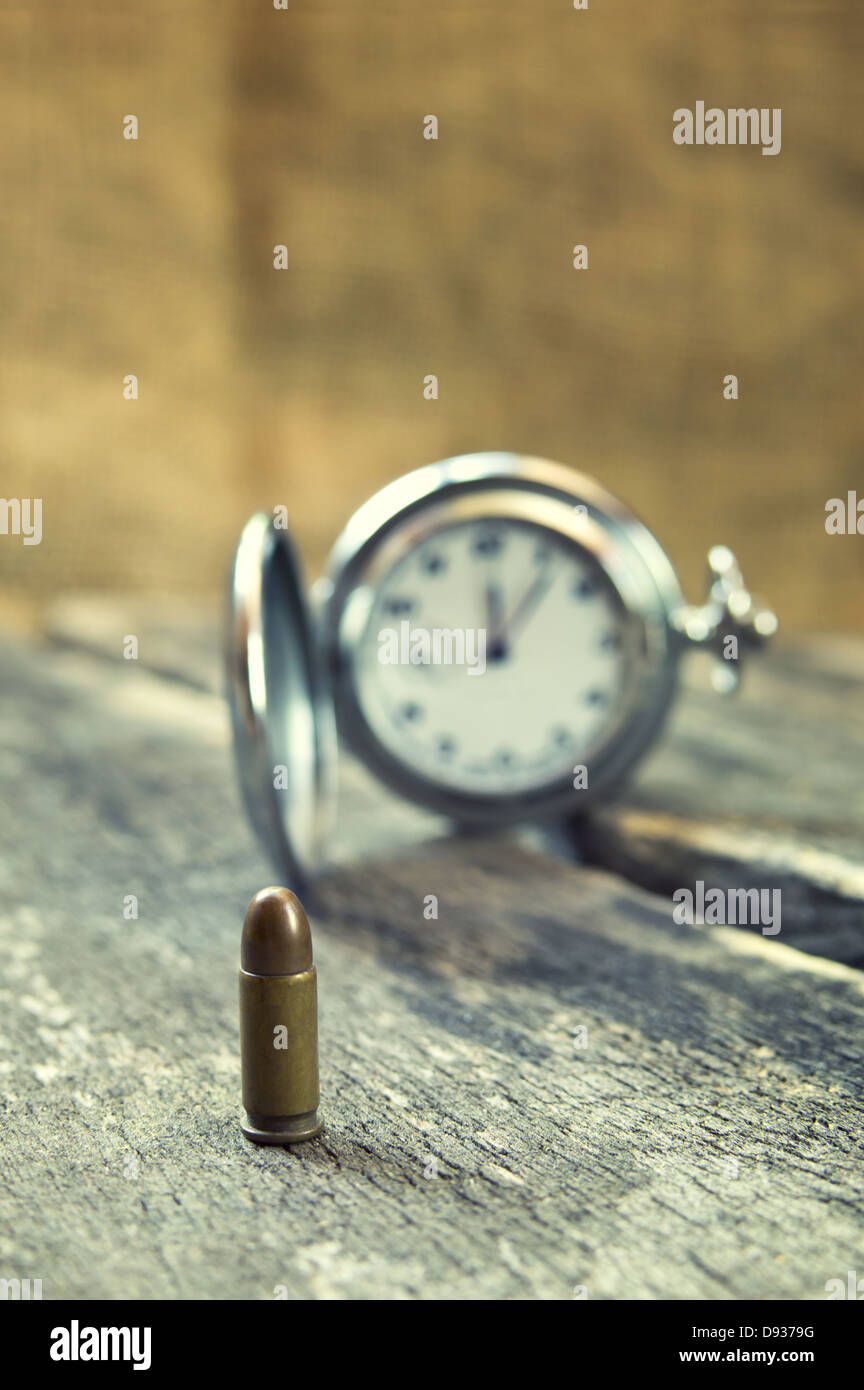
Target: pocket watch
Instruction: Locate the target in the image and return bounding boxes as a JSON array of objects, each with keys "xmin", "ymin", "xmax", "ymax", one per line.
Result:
[{"xmin": 226, "ymin": 452, "xmax": 776, "ymax": 888}]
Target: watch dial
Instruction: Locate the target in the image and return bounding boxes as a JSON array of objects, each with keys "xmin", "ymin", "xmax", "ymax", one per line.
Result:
[{"xmin": 352, "ymin": 518, "xmax": 629, "ymax": 796}]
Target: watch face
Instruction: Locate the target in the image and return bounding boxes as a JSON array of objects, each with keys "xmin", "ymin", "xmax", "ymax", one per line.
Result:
[{"xmin": 350, "ymin": 517, "xmax": 631, "ymax": 797}]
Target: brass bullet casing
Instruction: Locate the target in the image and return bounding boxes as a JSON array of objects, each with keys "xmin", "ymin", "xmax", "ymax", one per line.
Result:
[{"xmin": 239, "ymin": 886, "xmax": 323, "ymax": 1145}]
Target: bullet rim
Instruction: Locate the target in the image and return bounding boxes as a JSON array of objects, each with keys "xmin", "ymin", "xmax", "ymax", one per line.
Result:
[{"xmin": 241, "ymin": 1110, "xmax": 324, "ymax": 1146}]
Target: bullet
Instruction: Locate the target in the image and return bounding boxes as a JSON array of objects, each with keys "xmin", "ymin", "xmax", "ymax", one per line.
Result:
[{"xmin": 239, "ymin": 886, "xmax": 323, "ymax": 1145}]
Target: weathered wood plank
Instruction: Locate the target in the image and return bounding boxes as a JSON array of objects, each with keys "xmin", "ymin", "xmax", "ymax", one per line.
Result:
[
  {"xmin": 47, "ymin": 598, "xmax": 864, "ymax": 962},
  {"xmin": 1, "ymin": 632, "xmax": 862, "ymax": 1300},
  {"xmin": 576, "ymin": 640, "xmax": 864, "ymax": 967}
]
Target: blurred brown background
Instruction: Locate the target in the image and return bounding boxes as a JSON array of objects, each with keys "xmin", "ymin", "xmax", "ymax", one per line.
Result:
[{"xmin": 1, "ymin": 0, "xmax": 861, "ymax": 633}]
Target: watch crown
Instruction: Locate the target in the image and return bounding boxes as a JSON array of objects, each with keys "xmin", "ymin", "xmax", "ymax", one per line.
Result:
[{"xmin": 673, "ymin": 545, "xmax": 778, "ymax": 693}]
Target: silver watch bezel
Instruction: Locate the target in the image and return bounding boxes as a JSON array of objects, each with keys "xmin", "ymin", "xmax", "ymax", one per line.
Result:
[
  {"xmin": 319, "ymin": 452, "xmax": 687, "ymax": 823},
  {"xmin": 226, "ymin": 511, "xmax": 337, "ymax": 886}
]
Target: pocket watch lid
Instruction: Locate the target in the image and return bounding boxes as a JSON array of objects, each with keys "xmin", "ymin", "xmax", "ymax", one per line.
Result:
[{"xmin": 225, "ymin": 512, "xmax": 336, "ymax": 890}]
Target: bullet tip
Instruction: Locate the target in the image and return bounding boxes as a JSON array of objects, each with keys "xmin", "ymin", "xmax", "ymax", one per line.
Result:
[{"xmin": 241, "ymin": 886, "xmax": 313, "ymax": 975}]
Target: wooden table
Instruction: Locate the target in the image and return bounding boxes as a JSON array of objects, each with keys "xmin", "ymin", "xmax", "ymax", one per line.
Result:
[{"xmin": 1, "ymin": 601, "xmax": 862, "ymax": 1300}]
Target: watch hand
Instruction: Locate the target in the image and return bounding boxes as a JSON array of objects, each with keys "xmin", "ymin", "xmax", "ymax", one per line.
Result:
[
  {"xmin": 485, "ymin": 582, "xmax": 508, "ymax": 660},
  {"xmin": 502, "ymin": 567, "xmax": 555, "ymax": 643}
]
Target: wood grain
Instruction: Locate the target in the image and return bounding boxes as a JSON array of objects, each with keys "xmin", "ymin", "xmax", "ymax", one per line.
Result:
[
  {"xmin": 578, "ymin": 639, "xmax": 864, "ymax": 967},
  {"xmin": 48, "ymin": 595, "xmax": 864, "ymax": 961},
  {"xmin": 0, "ymin": 614, "xmax": 861, "ymax": 1299}
]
